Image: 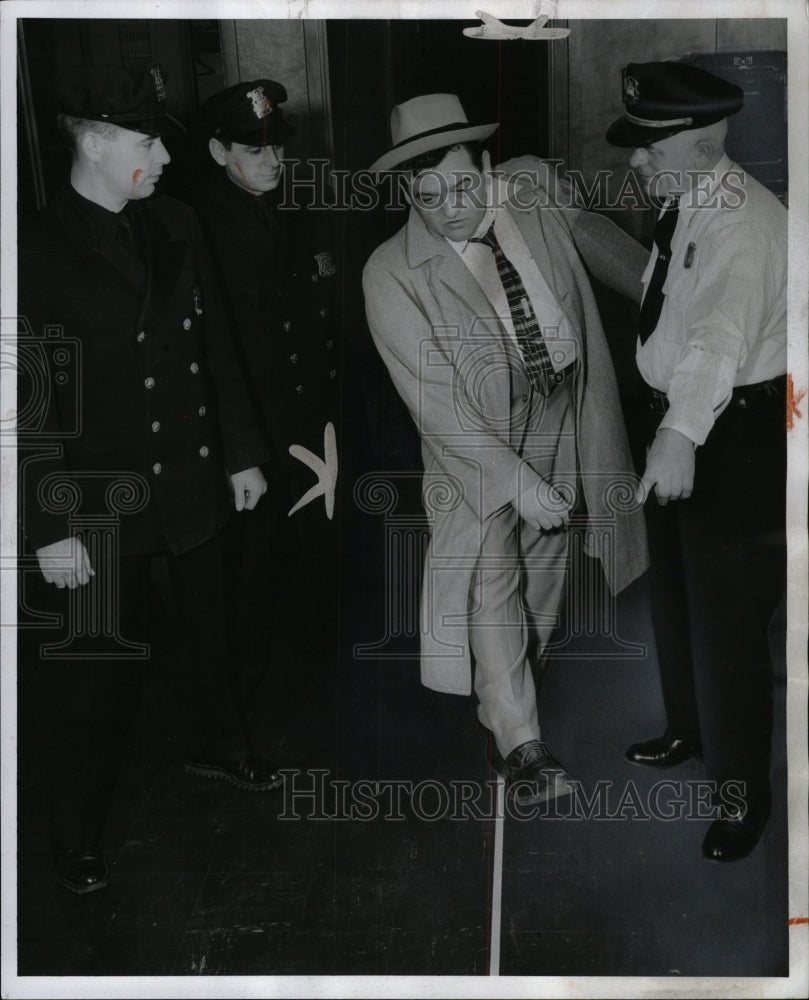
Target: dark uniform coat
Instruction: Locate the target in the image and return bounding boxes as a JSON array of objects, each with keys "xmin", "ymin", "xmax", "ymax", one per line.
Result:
[
  {"xmin": 189, "ymin": 169, "xmax": 340, "ymax": 508},
  {"xmin": 18, "ymin": 183, "xmax": 269, "ymax": 556}
]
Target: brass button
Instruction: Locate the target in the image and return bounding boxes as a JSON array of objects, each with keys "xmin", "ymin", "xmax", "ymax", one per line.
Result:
[
  {"xmin": 311, "ymin": 273, "xmax": 319, "ymax": 283},
  {"xmin": 144, "ymin": 377, "xmax": 155, "ymax": 389},
  {"xmin": 326, "ymin": 339, "xmax": 334, "ymax": 349},
  {"xmin": 199, "ymin": 445, "xmax": 209, "ymax": 458},
  {"xmin": 320, "ymin": 308, "xmax": 328, "ymax": 319},
  {"xmin": 290, "ymin": 353, "xmax": 299, "ymax": 364},
  {"xmin": 190, "ymin": 362, "xmax": 199, "ymax": 374},
  {"xmin": 152, "ymin": 462, "xmax": 162, "ymax": 475},
  {"xmin": 329, "ymin": 369, "xmax": 337, "ymax": 379},
  {"xmin": 282, "ymin": 321, "xmax": 292, "ymax": 332},
  {"xmin": 183, "ymin": 318, "xmax": 192, "ymax": 330},
  {"xmin": 295, "ymin": 384, "xmax": 304, "ymax": 395},
  {"xmin": 151, "ymin": 420, "xmax": 161, "ymax": 433},
  {"xmin": 137, "ymin": 330, "xmax": 146, "ymax": 343},
  {"xmin": 198, "ymin": 405, "xmax": 207, "ymax": 417}
]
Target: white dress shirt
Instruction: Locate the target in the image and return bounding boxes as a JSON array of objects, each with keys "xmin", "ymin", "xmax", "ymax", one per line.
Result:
[
  {"xmin": 637, "ymin": 154, "xmax": 787, "ymax": 446},
  {"xmin": 447, "ymin": 178, "xmax": 578, "ymax": 373}
]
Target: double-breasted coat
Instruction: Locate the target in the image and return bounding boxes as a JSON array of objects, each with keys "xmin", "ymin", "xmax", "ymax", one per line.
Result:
[
  {"xmin": 189, "ymin": 169, "xmax": 340, "ymax": 498},
  {"xmin": 363, "ymin": 156, "xmax": 649, "ymax": 695},
  {"xmin": 18, "ymin": 184, "xmax": 269, "ymax": 556}
]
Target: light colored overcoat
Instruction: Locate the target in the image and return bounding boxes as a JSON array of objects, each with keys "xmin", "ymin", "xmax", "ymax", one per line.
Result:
[{"xmin": 363, "ymin": 156, "xmax": 649, "ymax": 695}]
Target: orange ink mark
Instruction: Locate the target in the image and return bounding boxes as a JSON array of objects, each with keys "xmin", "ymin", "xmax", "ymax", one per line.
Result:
[
  {"xmin": 788, "ymin": 917, "xmax": 809, "ymax": 925},
  {"xmin": 786, "ymin": 373, "xmax": 806, "ymax": 431},
  {"xmin": 132, "ymin": 168, "xmax": 143, "ymax": 185}
]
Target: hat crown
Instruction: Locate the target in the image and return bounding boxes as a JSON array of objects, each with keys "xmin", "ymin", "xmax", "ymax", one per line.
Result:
[
  {"xmin": 199, "ymin": 78, "xmax": 293, "ymax": 143},
  {"xmin": 390, "ymin": 94, "xmax": 470, "ymax": 147},
  {"xmin": 55, "ymin": 63, "xmax": 184, "ymax": 136},
  {"xmin": 606, "ymin": 60, "xmax": 744, "ymax": 147}
]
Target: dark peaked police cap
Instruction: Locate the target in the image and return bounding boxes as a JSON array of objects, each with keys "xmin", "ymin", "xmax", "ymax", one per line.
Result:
[
  {"xmin": 55, "ymin": 63, "xmax": 186, "ymax": 137},
  {"xmin": 198, "ymin": 79, "xmax": 295, "ymax": 145},
  {"xmin": 606, "ymin": 61, "xmax": 744, "ymax": 147}
]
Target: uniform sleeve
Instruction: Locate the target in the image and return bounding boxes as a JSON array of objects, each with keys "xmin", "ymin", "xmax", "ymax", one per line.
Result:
[
  {"xmin": 362, "ymin": 256, "xmax": 543, "ymax": 522},
  {"xmin": 188, "ymin": 210, "xmax": 271, "ymax": 473},
  {"xmin": 658, "ymin": 220, "xmax": 771, "ymax": 446},
  {"xmin": 569, "ymin": 211, "xmax": 649, "ymax": 305},
  {"xmin": 17, "ymin": 230, "xmax": 75, "ymax": 550}
]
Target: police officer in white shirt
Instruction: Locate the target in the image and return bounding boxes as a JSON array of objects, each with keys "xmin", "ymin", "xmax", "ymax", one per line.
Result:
[{"xmin": 607, "ymin": 61, "xmax": 787, "ymax": 863}]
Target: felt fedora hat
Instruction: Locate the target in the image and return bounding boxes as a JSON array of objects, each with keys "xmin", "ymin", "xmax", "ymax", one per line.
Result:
[{"xmin": 369, "ymin": 93, "xmax": 498, "ymax": 172}]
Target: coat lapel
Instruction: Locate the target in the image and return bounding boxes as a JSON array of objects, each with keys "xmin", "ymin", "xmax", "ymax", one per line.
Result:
[
  {"xmin": 507, "ymin": 199, "xmax": 584, "ymax": 346},
  {"xmin": 140, "ymin": 209, "xmax": 188, "ymax": 322},
  {"xmin": 405, "ymin": 210, "xmax": 510, "ymax": 352},
  {"xmin": 50, "ymin": 186, "xmax": 146, "ymax": 296}
]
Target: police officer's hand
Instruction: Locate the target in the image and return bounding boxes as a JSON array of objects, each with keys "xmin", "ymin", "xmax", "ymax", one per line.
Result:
[
  {"xmin": 513, "ymin": 476, "xmax": 572, "ymax": 532},
  {"xmin": 36, "ymin": 536, "xmax": 95, "ymax": 589},
  {"xmin": 638, "ymin": 428, "xmax": 696, "ymax": 505},
  {"xmin": 230, "ymin": 467, "xmax": 268, "ymax": 511}
]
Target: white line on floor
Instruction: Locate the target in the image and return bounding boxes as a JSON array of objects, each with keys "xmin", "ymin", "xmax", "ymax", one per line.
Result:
[{"xmin": 489, "ymin": 774, "xmax": 505, "ymax": 976}]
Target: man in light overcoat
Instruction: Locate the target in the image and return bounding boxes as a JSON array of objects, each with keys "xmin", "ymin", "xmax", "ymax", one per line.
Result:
[{"xmin": 363, "ymin": 94, "xmax": 649, "ymax": 801}]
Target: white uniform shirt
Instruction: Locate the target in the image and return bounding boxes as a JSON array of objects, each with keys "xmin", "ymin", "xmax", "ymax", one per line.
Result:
[
  {"xmin": 448, "ymin": 178, "xmax": 578, "ymax": 373},
  {"xmin": 637, "ymin": 154, "xmax": 787, "ymax": 446}
]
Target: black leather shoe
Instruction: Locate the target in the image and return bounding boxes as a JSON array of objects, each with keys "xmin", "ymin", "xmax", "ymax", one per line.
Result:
[
  {"xmin": 54, "ymin": 849, "xmax": 109, "ymax": 894},
  {"xmin": 486, "ymin": 736, "xmax": 573, "ymax": 805},
  {"xmin": 625, "ymin": 732, "xmax": 702, "ymax": 768},
  {"xmin": 702, "ymin": 809, "xmax": 769, "ymax": 863},
  {"xmin": 185, "ymin": 756, "xmax": 284, "ymax": 791}
]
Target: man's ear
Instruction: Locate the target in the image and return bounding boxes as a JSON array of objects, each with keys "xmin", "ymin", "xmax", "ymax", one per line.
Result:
[
  {"xmin": 208, "ymin": 137, "xmax": 228, "ymax": 166},
  {"xmin": 693, "ymin": 135, "xmax": 718, "ymax": 169},
  {"xmin": 80, "ymin": 130, "xmax": 104, "ymax": 163}
]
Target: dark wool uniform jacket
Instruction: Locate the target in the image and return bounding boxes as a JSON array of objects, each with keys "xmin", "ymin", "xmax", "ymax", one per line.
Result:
[
  {"xmin": 189, "ymin": 169, "xmax": 340, "ymax": 474},
  {"xmin": 18, "ymin": 184, "xmax": 270, "ymax": 556}
]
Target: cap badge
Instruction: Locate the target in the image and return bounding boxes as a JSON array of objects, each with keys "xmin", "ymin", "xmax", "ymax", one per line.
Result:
[
  {"xmin": 314, "ymin": 251, "xmax": 336, "ymax": 278},
  {"xmin": 624, "ymin": 75, "xmax": 640, "ymax": 105},
  {"xmin": 151, "ymin": 66, "xmax": 166, "ymax": 103},
  {"xmin": 247, "ymin": 85, "xmax": 273, "ymax": 120}
]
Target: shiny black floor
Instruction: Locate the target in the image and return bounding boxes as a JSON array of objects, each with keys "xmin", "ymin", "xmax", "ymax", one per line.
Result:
[{"xmin": 16, "ymin": 553, "xmax": 789, "ymax": 978}]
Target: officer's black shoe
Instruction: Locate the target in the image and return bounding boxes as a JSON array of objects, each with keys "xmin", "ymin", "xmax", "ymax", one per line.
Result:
[
  {"xmin": 486, "ymin": 735, "xmax": 573, "ymax": 805},
  {"xmin": 54, "ymin": 848, "xmax": 109, "ymax": 894},
  {"xmin": 702, "ymin": 807, "xmax": 769, "ymax": 863},
  {"xmin": 185, "ymin": 756, "xmax": 284, "ymax": 791},
  {"xmin": 625, "ymin": 731, "xmax": 702, "ymax": 768}
]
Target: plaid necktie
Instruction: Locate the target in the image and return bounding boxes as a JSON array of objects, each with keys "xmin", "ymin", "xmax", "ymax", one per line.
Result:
[
  {"xmin": 470, "ymin": 224, "xmax": 557, "ymax": 396},
  {"xmin": 638, "ymin": 201, "xmax": 680, "ymax": 344}
]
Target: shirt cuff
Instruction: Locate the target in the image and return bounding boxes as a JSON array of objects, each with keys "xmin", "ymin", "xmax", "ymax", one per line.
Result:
[{"xmin": 657, "ymin": 408, "xmax": 709, "ymax": 447}]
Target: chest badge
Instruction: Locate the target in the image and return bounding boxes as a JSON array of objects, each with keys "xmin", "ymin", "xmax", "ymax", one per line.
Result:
[
  {"xmin": 193, "ymin": 285, "xmax": 203, "ymax": 316},
  {"xmin": 314, "ymin": 251, "xmax": 336, "ymax": 278}
]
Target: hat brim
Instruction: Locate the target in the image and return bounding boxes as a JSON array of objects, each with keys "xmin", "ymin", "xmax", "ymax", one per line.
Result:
[
  {"xmin": 369, "ymin": 122, "xmax": 499, "ymax": 173},
  {"xmin": 113, "ymin": 112, "xmax": 187, "ymax": 138},
  {"xmin": 605, "ymin": 115, "xmax": 689, "ymax": 148},
  {"xmin": 224, "ymin": 120, "xmax": 297, "ymax": 146}
]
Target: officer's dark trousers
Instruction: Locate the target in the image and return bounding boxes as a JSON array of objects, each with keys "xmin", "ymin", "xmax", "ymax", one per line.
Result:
[
  {"xmin": 28, "ymin": 530, "xmax": 247, "ymax": 856},
  {"xmin": 637, "ymin": 386, "xmax": 786, "ymax": 817}
]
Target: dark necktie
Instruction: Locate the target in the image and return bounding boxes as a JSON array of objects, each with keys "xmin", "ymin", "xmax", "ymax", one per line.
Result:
[
  {"xmin": 470, "ymin": 224, "xmax": 556, "ymax": 397},
  {"xmin": 115, "ymin": 207, "xmax": 145, "ymax": 267},
  {"xmin": 638, "ymin": 201, "xmax": 680, "ymax": 344}
]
